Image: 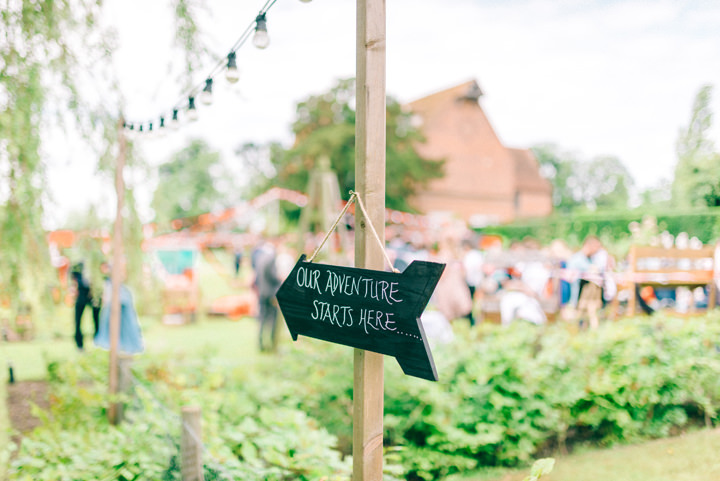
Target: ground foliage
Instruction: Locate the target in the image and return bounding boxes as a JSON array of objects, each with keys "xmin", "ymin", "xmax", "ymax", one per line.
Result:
[
  {"xmin": 7, "ymin": 350, "xmax": 356, "ymax": 481},
  {"xmin": 7, "ymin": 313, "xmax": 720, "ymax": 480}
]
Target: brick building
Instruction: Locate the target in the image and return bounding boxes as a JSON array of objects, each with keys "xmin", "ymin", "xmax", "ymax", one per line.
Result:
[{"xmin": 407, "ymin": 80, "xmax": 552, "ymax": 225}]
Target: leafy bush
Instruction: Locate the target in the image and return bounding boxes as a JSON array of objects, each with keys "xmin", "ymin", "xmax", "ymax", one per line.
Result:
[
  {"xmin": 8, "ymin": 351, "xmax": 353, "ymax": 480},
  {"xmin": 264, "ymin": 314, "xmax": 720, "ymax": 479},
  {"xmin": 9, "ymin": 313, "xmax": 720, "ymax": 480}
]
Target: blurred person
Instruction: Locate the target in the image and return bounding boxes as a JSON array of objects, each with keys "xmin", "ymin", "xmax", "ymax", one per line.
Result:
[
  {"xmin": 233, "ymin": 244, "xmax": 243, "ymax": 277},
  {"xmin": 275, "ymin": 238, "xmax": 296, "ymax": 281},
  {"xmin": 499, "ymin": 279, "xmax": 547, "ymax": 326},
  {"xmin": 94, "ymin": 259, "xmax": 144, "ymax": 355},
  {"xmin": 461, "ymin": 238, "xmax": 484, "ymax": 326},
  {"xmin": 567, "ymin": 236, "xmax": 604, "ymax": 328},
  {"xmin": 431, "ymin": 241, "xmax": 473, "ymax": 323},
  {"xmin": 499, "ymin": 240, "xmax": 548, "ymax": 326},
  {"xmin": 549, "ymin": 239, "xmax": 573, "ymax": 306},
  {"xmin": 253, "ymin": 238, "xmax": 282, "ymax": 352},
  {"xmin": 71, "ymin": 261, "xmax": 102, "ymax": 351},
  {"xmin": 420, "ymin": 309, "xmax": 454, "ymax": 345},
  {"xmin": 591, "ymin": 242, "xmax": 617, "ymax": 304}
]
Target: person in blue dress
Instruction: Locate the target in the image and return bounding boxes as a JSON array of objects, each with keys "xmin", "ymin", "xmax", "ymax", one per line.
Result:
[{"xmin": 94, "ymin": 261, "xmax": 144, "ymax": 355}]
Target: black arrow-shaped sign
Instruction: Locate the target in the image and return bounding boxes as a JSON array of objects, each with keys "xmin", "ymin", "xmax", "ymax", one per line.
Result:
[{"xmin": 276, "ymin": 255, "xmax": 445, "ymax": 381}]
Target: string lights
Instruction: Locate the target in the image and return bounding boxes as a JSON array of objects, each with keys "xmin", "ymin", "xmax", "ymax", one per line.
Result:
[{"xmin": 124, "ymin": 0, "xmax": 312, "ymax": 137}]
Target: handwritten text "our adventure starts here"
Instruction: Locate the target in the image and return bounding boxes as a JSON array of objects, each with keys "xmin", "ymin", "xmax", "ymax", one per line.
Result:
[{"xmin": 294, "ymin": 264, "xmax": 405, "ymax": 336}]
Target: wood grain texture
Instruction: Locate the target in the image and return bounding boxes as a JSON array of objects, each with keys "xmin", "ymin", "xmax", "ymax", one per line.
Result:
[{"xmin": 354, "ymin": 1, "xmax": 387, "ymax": 478}]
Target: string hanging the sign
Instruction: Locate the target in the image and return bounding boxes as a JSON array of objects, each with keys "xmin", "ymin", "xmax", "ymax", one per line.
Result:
[{"xmin": 306, "ymin": 190, "xmax": 399, "ymax": 273}]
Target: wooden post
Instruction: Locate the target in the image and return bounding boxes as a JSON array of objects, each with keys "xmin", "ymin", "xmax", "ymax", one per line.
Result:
[
  {"xmin": 627, "ymin": 245, "xmax": 637, "ymax": 317},
  {"xmin": 116, "ymin": 354, "xmax": 133, "ymax": 423},
  {"xmin": 354, "ymin": 0, "xmax": 386, "ymax": 480},
  {"xmin": 181, "ymin": 405, "xmax": 204, "ymax": 481},
  {"xmin": 108, "ymin": 119, "xmax": 127, "ymax": 425}
]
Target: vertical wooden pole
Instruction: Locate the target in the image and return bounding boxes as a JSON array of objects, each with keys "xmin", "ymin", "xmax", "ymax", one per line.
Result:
[
  {"xmin": 116, "ymin": 354, "xmax": 133, "ymax": 424},
  {"xmin": 628, "ymin": 245, "xmax": 637, "ymax": 317},
  {"xmin": 108, "ymin": 118, "xmax": 127, "ymax": 425},
  {"xmin": 181, "ymin": 405, "xmax": 204, "ymax": 481},
  {"xmin": 354, "ymin": 0, "xmax": 386, "ymax": 480}
]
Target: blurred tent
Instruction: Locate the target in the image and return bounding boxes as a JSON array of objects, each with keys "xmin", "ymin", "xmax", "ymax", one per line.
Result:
[{"xmin": 145, "ymin": 237, "xmax": 200, "ymax": 325}]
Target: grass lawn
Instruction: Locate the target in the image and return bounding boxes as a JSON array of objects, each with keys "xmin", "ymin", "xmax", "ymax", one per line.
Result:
[{"xmin": 451, "ymin": 428, "xmax": 720, "ymax": 481}]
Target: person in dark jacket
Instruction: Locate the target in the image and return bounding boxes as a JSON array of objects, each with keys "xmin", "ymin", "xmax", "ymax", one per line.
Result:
[
  {"xmin": 253, "ymin": 240, "xmax": 281, "ymax": 352},
  {"xmin": 71, "ymin": 262, "xmax": 101, "ymax": 351}
]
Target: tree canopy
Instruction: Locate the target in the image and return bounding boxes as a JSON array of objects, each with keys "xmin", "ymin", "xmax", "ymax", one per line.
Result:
[
  {"xmin": 672, "ymin": 85, "xmax": 720, "ymax": 208},
  {"xmin": 152, "ymin": 139, "xmax": 227, "ymax": 226},
  {"xmin": 243, "ymin": 78, "xmax": 444, "ymax": 212},
  {"xmin": 532, "ymin": 144, "xmax": 635, "ymax": 212}
]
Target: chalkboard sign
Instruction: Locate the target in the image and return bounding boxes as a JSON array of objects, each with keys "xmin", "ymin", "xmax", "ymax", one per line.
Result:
[{"xmin": 276, "ymin": 255, "xmax": 445, "ymax": 381}]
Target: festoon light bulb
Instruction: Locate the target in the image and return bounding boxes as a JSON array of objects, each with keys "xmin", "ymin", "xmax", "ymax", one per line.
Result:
[
  {"xmin": 226, "ymin": 52, "xmax": 239, "ymax": 83},
  {"xmin": 200, "ymin": 78, "xmax": 213, "ymax": 105},
  {"xmin": 170, "ymin": 109, "xmax": 180, "ymax": 129},
  {"xmin": 187, "ymin": 97, "xmax": 198, "ymax": 121},
  {"xmin": 253, "ymin": 13, "xmax": 270, "ymax": 49}
]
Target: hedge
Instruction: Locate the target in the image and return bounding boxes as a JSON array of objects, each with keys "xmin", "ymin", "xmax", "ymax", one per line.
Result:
[{"xmin": 480, "ymin": 207, "xmax": 720, "ymax": 246}]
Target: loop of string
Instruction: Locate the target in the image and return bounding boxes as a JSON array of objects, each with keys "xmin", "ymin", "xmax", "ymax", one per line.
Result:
[
  {"xmin": 307, "ymin": 191, "xmax": 357, "ymax": 263},
  {"xmin": 306, "ymin": 190, "xmax": 400, "ymax": 273}
]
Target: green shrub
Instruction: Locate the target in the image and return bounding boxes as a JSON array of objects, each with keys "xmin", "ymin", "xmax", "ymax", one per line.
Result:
[
  {"xmin": 268, "ymin": 314, "xmax": 720, "ymax": 479},
  {"xmin": 9, "ymin": 313, "xmax": 720, "ymax": 480},
  {"xmin": 8, "ymin": 351, "xmax": 353, "ymax": 481}
]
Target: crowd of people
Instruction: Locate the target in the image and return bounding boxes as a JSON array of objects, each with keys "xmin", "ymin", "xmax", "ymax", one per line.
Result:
[
  {"xmin": 235, "ymin": 226, "xmax": 617, "ymax": 350},
  {"xmin": 385, "ymin": 231, "xmax": 618, "ymax": 332},
  {"xmin": 234, "ymin": 220, "xmax": 720, "ymax": 349},
  {"xmin": 66, "ymin": 219, "xmax": 719, "ymax": 353}
]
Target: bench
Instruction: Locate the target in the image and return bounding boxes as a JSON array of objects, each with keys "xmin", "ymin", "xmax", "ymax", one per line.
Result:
[{"xmin": 621, "ymin": 245, "xmax": 716, "ymax": 317}]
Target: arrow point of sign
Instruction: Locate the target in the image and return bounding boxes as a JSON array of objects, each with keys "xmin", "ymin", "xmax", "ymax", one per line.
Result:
[{"xmin": 394, "ymin": 317, "xmax": 438, "ymax": 382}]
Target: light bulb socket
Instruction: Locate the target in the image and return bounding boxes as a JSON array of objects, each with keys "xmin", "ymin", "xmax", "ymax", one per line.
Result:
[
  {"xmin": 159, "ymin": 117, "xmax": 165, "ymax": 128},
  {"xmin": 255, "ymin": 13, "xmax": 267, "ymax": 33}
]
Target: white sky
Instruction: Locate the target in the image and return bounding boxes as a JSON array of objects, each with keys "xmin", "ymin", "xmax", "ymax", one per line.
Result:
[{"xmin": 43, "ymin": 0, "xmax": 720, "ymax": 229}]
